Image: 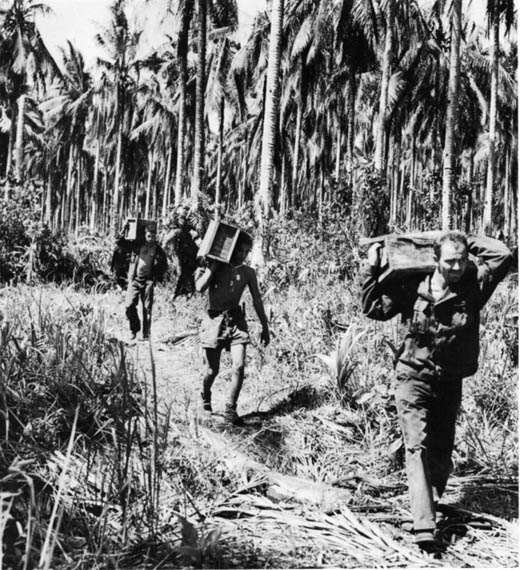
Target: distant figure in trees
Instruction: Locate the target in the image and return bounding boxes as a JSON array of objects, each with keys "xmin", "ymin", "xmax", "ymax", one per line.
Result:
[
  {"xmin": 164, "ymin": 206, "xmax": 200, "ymax": 298},
  {"xmin": 361, "ymin": 231, "xmax": 512, "ymax": 552},
  {"xmin": 117, "ymin": 224, "xmax": 168, "ymax": 341},
  {"xmin": 195, "ymin": 232, "xmax": 270, "ymax": 424},
  {"xmin": 111, "ymin": 238, "xmax": 131, "ymax": 289}
]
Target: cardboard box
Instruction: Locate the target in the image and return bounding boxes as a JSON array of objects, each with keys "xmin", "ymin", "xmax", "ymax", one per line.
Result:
[
  {"xmin": 125, "ymin": 218, "xmax": 157, "ymax": 241},
  {"xmin": 198, "ymin": 220, "xmax": 244, "ymax": 264}
]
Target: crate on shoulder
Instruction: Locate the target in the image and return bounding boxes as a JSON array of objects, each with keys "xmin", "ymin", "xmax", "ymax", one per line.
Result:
[
  {"xmin": 360, "ymin": 231, "xmax": 442, "ymax": 283},
  {"xmin": 198, "ymin": 220, "xmax": 251, "ymax": 264},
  {"xmin": 124, "ymin": 218, "xmax": 157, "ymax": 242}
]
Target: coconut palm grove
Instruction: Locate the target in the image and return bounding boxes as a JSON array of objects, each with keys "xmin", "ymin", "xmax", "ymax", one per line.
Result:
[{"xmin": 0, "ymin": 0, "xmax": 517, "ymax": 568}]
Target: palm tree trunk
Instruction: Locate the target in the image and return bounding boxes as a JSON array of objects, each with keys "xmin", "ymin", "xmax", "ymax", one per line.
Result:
[
  {"xmin": 335, "ymin": 124, "xmax": 341, "ymax": 184},
  {"xmin": 152, "ymin": 166, "xmax": 157, "ymax": 218},
  {"xmin": 145, "ymin": 149, "xmax": 153, "ymax": 219},
  {"xmin": 113, "ymin": 123, "xmax": 123, "ymax": 229},
  {"xmin": 406, "ymin": 186, "xmax": 412, "ymax": 229},
  {"xmin": 374, "ymin": 0, "xmax": 393, "ymax": 174},
  {"xmin": 192, "ymin": 0, "xmax": 207, "ymax": 204},
  {"xmin": 398, "ymin": 161, "xmax": 405, "ymax": 226},
  {"xmin": 174, "ymin": 0, "xmax": 192, "ymax": 207},
  {"xmin": 291, "ymin": 98, "xmax": 302, "ymax": 192},
  {"xmin": 482, "ymin": 7, "xmax": 499, "ymax": 233},
  {"xmin": 411, "ymin": 135, "xmax": 416, "ymax": 190},
  {"xmin": 503, "ymin": 149, "xmax": 510, "ymax": 238},
  {"xmin": 5, "ymin": 102, "xmax": 15, "ymax": 181},
  {"xmin": 63, "ymin": 144, "xmax": 74, "ymax": 228},
  {"xmin": 239, "ymin": 146, "xmax": 246, "ymax": 209},
  {"xmin": 14, "ymin": 94, "xmax": 25, "ymax": 181},
  {"xmin": 91, "ymin": 139, "xmax": 100, "ymax": 232},
  {"xmin": 215, "ymin": 99, "xmax": 224, "ymax": 220},
  {"xmin": 75, "ymin": 152, "xmax": 82, "ymax": 234},
  {"xmin": 441, "ymin": 0, "xmax": 462, "ymax": 231},
  {"xmin": 280, "ymin": 153, "xmax": 286, "ymax": 217},
  {"xmin": 45, "ymin": 177, "xmax": 52, "ymax": 225},
  {"xmin": 162, "ymin": 146, "xmax": 173, "ymax": 218},
  {"xmin": 256, "ymin": 0, "xmax": 284, "ymax": 255},
  {"xmin": 346, "ymin": 73, "xmax": 355, "ymax": 186}
]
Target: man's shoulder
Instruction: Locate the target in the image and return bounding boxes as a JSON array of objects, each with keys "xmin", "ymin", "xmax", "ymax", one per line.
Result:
[{"xmin": 240, "ymin": 264, "xmax": 256, "ymax": 278}]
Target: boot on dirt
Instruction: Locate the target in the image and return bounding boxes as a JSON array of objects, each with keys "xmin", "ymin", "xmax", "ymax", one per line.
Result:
[
  {"xmin": 414, "ymin": 530, "xmax": 447, "ymax": 554},
  {"xmin": 223, "ymin": 404, "xmax": 241, "ymax": 425},
  {"xmin": 201, "ymin": 392, "xmax": 212, "ymax": 413}
]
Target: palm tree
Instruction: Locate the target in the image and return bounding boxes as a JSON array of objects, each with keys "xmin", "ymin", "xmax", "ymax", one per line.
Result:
[
  {"xmin": 441, "ymin": 0, "xmax": 462, "ymax": 230},
  {"xmin": 95, "ymin": 0, "xmax": 141, "ymax": 231},
  {"xmin": 373, "ymin": 0, "xmax": 394, "ymax": 174},
  {"xmin": 191, "ymin": 0, "xmax": 207, "ymax": 204},
  {"xmin": 41, "ymin": 41, "xmax": 94, "ymax": 231},
  {"xmin": 257, "ymin": 0, "xmax": 284, "ymax": 221},
  {"xmin": 482, "ymin": 0, "xmax": 515, "ymax": 232},
  {"xmin": 206, "ymin": 37, "xmax": 232, "ymax": 217},
  {"xmin": 0, "ymin": 0, "xmax": 60, "ymax": 183},
  {"xmin": 174, "ymin": 0, "xmax": 194, "ymax": 207}
]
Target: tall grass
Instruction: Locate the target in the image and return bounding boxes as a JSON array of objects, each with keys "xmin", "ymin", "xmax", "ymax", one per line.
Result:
[
  {"xmin": 0, "ymin": 215, "xmax": 517, "ymax": 567},
  {"xmin": 0, "ymin": 285, "xmax": 192, "ymax": 568}
]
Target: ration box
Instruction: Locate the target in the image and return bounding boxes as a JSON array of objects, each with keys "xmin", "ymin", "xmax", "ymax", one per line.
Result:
[
  {"xmin": 125, "ymin": 218, "xmax": 157, "ymax": 242},
  {"xmin": 378, "ymin": 234, "xmax": 437, "ymax": 283},
  {"xmin": 360, "ymin": 232, "xmax": 441, "ymax": 284},
  {"xmin": 198, "ymin": 220, "xmax": 247, "ymax": 264}
]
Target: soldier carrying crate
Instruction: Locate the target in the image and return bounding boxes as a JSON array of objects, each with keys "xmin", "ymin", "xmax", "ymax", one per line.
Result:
[
  {"xmin": 361, "ymin": 230, "xmax": 512, "ymax": 552},
  {"xmin": 115, "ymin": 218, "xmax": 168, "ymax": 341},
  {"xmin": 195, "ymin": 221, "xmax": 270, "ymax": 424}
]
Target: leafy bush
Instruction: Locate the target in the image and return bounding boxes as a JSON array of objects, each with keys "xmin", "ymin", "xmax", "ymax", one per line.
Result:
[{"xmin": 0, "ymin": 182, "xmax": 113, "ymax": 287}]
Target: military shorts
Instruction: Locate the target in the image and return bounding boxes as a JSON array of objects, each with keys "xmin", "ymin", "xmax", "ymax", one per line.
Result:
[{"xmin": 199, "ymin": 309, "xmax": 249, "ymax": 350}]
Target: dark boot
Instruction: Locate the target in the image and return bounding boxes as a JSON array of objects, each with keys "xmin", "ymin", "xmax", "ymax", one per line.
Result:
[
  {"xmin": 201, "ymin": 391, "xmax": 212, "ymax": 413},
  {"xmin": 223, "ymin": 403, "xmax": 241, "ymax": 425}
]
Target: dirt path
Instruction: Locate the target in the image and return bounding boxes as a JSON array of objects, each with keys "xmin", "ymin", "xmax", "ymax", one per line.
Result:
[{"xmin": 108, "ymin": 289, "xmax": 518, "ymax": 569}]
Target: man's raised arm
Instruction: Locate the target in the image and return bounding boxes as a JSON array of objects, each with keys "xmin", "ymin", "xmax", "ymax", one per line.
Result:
[
  {"xmin": 467, "ymin": 235, "xmax": 513, "ymax": 307},
  {"xmin": 195, "ymin": 261, "xmax": 221, "ymax": 293},
  {"xmin": 361, "ymin": 243, "xmax": 403, "ymax": 321}
]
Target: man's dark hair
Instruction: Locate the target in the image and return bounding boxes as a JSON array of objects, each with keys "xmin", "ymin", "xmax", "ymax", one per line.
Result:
[
  {"xmin": 237, "ymin": 231, "xmax": 253, "ymax": 249},
  {"xmin": 434, "ymin": 230, "xmax": 468, "ymax": 258}
]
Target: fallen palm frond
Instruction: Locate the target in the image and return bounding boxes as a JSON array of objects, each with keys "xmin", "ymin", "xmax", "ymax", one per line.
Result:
[
  {"xmin": 210, "ymin": 490, "xmax": 518, "ymax": 568},
  {"xmin": 211, "ymin": 493, "xmax": 434, "ymax": 567}
]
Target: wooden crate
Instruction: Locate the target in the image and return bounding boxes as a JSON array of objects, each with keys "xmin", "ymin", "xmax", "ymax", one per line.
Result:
[
  {"xmin": 125, "ymin": 218, "xmax": 157, "ymax": 241},
  {"xmin": 377, "ymin": 234, "xmax": 438, "ymax": 283},
  {"xmin": 198, "ymin": 220, "xmax": 242, "ymax": 263}
]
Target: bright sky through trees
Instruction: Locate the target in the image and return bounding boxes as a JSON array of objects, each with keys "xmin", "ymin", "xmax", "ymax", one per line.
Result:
[
  {"xmin": 36, "ymin": 0, "xmax": 491, "ymax": 70},
  {"xmin": 37, "ymin": 0, "xmax": 268, "ymax": 68}
]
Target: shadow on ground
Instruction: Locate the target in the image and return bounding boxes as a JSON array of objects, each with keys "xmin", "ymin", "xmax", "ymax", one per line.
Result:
[
  {"xmin": 436, "ymin": 479, "xmax": 518, "ymax": 546},
  {"xmin": 240, "ymin": 385, "xmax": 326, "ymax": 425}
]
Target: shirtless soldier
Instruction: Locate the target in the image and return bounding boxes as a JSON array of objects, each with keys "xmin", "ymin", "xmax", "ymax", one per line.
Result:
[{"xmin": 195, "ymin": 232, "xmax": 270, "ymax": 424}]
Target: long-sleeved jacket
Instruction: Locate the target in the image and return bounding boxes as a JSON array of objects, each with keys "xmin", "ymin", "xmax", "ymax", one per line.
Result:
[{"xmin": 361, "ymin": 236, "xmax": 513, "ymax": 380}]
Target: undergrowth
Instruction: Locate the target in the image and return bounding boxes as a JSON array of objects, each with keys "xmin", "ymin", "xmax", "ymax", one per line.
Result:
[{"xmin": 0, "ymin": 211, "xmax": 517, "ymax": 568}]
